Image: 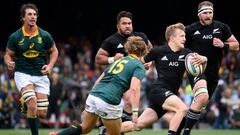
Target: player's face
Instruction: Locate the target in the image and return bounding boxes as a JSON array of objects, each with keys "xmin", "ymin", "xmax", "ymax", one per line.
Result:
[
  {"xmin": 172, "ymin": 29, "xmax": 186, "ymax": 49},
  {"xmin": 117, "ymin": 17, "xmax": 133, "ymax": 36},
  {"xmin": 23, "ymin": 8, "xmax": 37, "ymax": 27},
  {"xmin": 198, "ymin": 10, "xmax": 213, "ymax": 26}
]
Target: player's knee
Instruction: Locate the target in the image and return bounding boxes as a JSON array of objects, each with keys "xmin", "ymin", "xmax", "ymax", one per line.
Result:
[
  {"xmin": 27, "ymin": 98, "xmax": 37, "ymax": 113},
  {"xmin": 194, "ymin": 87, "xmax": 209, "ymax": 105},
  {"xmin": 196, "ymin": 92, "xmax": 209, "ymax": 104},
  {"xmin": 22, "ymin": 89, "xmax": 36, "ymax": 104},
  {"xmin": 37, "ymin": 99, "xmax": 49, "ymax": 118},
  {"xmin": 179, "ymin": 105, "xmax": 188, "ymax": 116}
]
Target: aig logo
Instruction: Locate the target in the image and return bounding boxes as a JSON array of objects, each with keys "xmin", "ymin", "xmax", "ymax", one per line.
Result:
[
  {"xmin": 169, "ymin": 61, "xmax": 179, "ymax": 67},
  {"xmin": 202, "ymin": 35, "xmax": 213, "ymax": 39}
]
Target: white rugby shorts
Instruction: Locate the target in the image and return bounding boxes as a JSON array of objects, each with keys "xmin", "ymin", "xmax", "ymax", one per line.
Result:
[
  {"xmin": 14, "ymin": 72, "xmax": 50, "ymax": 95},
  {"xmin": 85, "ymin": 94, "xmax": 124, "ymax": 119}
]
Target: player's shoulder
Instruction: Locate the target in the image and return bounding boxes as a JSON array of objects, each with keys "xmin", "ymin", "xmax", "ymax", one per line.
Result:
[
  {"xmin": 181, "ymin": 48, "xmax": 192, "ymax": 54},
  {"xmin": 104, "ymin": 33, "xmax": 123, "ymax": 42},
  {"xmin": 9, "ymin": 28, "xmax": 22, "ymax": 39},
  {"xmin": 150, "ymin": 45, "xmax": 167, "ymax": 54},
  {"xmin": 213, "ymin": 20, "xmax": 228, "ymax": 27},
  {"xmin": 186, "ymin": 22, "xmax": 201, "ymax": 31},
  {"xmin": 133, "ymin": 31, "xmax": 146, "ymax": 37},
  {"xmin": 38, "ymin": 27, "xmax": 51, "ymax": 36}
]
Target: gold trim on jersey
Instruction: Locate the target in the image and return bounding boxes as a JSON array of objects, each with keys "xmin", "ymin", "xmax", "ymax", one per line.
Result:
[
  {"xmin": 129, "ymin": 54, "xmax": 140, "ymax": 59},
  {"xmin": 22, "ymin": 25, "xmax": 39, "ymax": 39}
]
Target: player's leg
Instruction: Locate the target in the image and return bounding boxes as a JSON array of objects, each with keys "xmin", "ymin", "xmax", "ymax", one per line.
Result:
[
  {"xmin": 183, "ymin": 78, "xmax": 209, "ymax": 135},
  {"xmin": 15, "ymin": 72, "xmax": 39, "ymax": 135},
  {"xmin": 102, "ymin": 118, "xmax": 121, "ymax": 135},
  {"xmin": 162, "ymin": 95, "xmax": 188, "ymax": 135},
  {"xmin": 55, "ymin": 111, "xmax": 98, "ymax": 135},
  {"xmin": 21, "ymin": 85, "xmax": 38, "ymax": 135},
  {"xmin": 99, "ymin": 92, "xmax": 131, "ymax": 135},
  {"xmin": 121, "ymin": 108, "xmax": 159, "ymax": 133},
  {"xmin": 135, "ymin": 108, "xmax": 159, "ymax": 131}
]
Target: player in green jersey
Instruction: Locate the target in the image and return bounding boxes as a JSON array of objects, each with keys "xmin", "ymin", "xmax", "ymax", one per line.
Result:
[
  {"xmin": 4, "ymin": 3, "xmax": 58, "ymax": 135},
  {"xmin": 49, "ymin": 36, "xmax": 148, "ymax": 135}
]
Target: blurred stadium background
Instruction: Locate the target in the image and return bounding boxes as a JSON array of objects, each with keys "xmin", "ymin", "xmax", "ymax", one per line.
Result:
[{"xmin": 0, "ymin": 0, "xmax": 240, "ymax": 133}]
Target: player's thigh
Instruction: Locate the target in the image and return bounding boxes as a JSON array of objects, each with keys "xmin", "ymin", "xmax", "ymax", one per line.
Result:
[
  {"xmin": 102, "ymin": 118, "xmax": 121, "ymax": 135},
  {"xmin": 162, "ymin": 95, "xmax": 187, "ymax": 112},
  {"xmin": 81, "ymin": 111, "xmax": 99, "ymax": 133}
]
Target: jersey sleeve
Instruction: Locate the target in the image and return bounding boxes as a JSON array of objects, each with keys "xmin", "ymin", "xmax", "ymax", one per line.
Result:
[
  {"xmin": 100, "ymin": 39, "xmax": 114, "ymax": 54},
  {"xmin": 44, "ymin": 31, "xmax": 55, "ymax": 50},
  {"xmin": 222, "ymin": 24, "xmax": 233, "ymax": 41},
  {"xmin": 144, "ymin": 48, "xmax": 158, "ymax": 63},
  {"xmin": 132, "ymin": 64, "xmax": 145, "ymax": 80},
  {"xmin": 6, "ymin": 34, "xmax": 17, "ymax": 52}
]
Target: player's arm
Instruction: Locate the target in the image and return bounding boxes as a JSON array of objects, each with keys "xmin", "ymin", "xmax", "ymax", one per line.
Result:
[
  {"xmin": 226, "ymin": 35, "xmax": 239, "ymax": 51},
  {"xmin": 95, "ymin": 48, "xmax": 123, "ymax": 65},
  {"xmin": 48, "ymin": 44, "xmax": 58, "ymax": 68},
  {"xmin": 4, "ymin": 48, "xmax": 15, "ymax": 71},
  {"xmin": 41, "ymin": 43, "xmax": 58, "ymax": 75},
  {"xmin": 213, "ymin": 35, "xmax": 239, "ymax": 51},
  {"xmin": 129, "ymin": 77, "xmax": 141, "ymax": 124},
  {"xmin": 95, "ymin": 48, "xmax": 110, "ymax": 65}
]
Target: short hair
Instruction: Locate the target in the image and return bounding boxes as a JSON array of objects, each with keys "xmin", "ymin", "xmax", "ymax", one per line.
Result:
[
  {"xmin": 20, "ymin": 3, "xmax": 39, "ymax": 18},
  {"xmin": 116, "ymin": 10, "xmax": 132, "ymax": 24},
  {"xmin": 198, "ymin": 1, "xmax": 213, "ymax": 11},
  {"xmin": 165, "ymin": 23, "xmax": 185, "ymax": 42},
  {"xmin": 124, "ymin": 36, "xmax": 148, "ymax": 57}
]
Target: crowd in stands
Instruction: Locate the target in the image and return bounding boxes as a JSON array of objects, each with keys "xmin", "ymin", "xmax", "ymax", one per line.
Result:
[{"xmin": 0, "ymin": 36, "xmax": 240, "ymax": 129}]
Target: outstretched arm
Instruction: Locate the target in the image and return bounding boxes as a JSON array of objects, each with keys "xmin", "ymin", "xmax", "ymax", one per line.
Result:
[{"xmin": 4, "ymin": 48, "xmax": 15, "ymax": 71}]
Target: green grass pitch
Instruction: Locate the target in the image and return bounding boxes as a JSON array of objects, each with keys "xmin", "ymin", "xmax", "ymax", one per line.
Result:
[{"xmin": 0, "ymin": 129, "xmax": 239, "ymax": 135}]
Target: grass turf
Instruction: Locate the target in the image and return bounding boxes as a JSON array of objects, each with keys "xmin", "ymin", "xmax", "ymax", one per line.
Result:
[{"xmin": 0, "ymin": 129, "xmax": 239, "ymax": 135}]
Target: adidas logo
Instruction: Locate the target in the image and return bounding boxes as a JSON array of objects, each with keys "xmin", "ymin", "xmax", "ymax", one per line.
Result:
[
  {"xmin": 194, "ymin": 30, "xmax": 200, "ymax": 35},
  {"xmin": 161, "ymin": 56, "xmax": 168, "ymax": 61},
  {"xmin": 117, "ymin": 44, "xmax": 124, "ymax": 48}
]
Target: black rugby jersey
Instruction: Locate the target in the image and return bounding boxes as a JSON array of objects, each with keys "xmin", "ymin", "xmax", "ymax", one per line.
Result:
[
  {"xmin": 185, "ymin": 20, "xmax": 232, "ymax": 80},
  {"xmin": 100, "ymin": 32, "xmax": 149, "ymax": 57},
  {"xmin": 144, "ymin": 45, "xmax": 191, "ymax": 93}
]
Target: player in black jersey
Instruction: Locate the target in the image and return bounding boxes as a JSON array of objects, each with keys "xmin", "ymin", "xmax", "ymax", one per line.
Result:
[
  {"xmin": 121, "ymin": 23, "xmax": 207, "ymax": 135},
  {"xmin": 182, "ymin": 1, "xmax": 239, "ymax": 135},
  {"xmin": 95, "ymin": 10, "xmax": 152, "ymax": 135}
]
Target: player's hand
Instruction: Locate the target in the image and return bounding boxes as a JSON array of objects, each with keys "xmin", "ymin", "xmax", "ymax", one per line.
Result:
[
  {"xmin": 6, "ymin": 61, "xmax": 15, "ymax": 71},
  {"xmin": 114, "ymin": 53, "xmax": 124, "ymax": 61},
  {"xmin": 213, "ymin": 38, "xmax": 224, "ymax": 48},
  {"xmin": 132, "ymin": 113, "xmax": 138, "ymax": 125},
  {"xmin": 190, "ymin": 53, "xmax": 205, "ymax": 66},
  {"xmin": 144, "ymin": 61, "xmax": 152, "ymax": 70},
  {"xmin": 41, "ymin": 64, "xmax": 52, "ymax": 75}
]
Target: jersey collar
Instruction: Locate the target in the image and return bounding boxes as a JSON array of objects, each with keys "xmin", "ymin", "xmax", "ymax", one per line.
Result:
[
  {"xmin": 22, "ymin": 25, "xmax": 39, "ymax": 39},
  {"xmin": 129, "ymin": 54, "xmax": 140, "ymax": 59}
]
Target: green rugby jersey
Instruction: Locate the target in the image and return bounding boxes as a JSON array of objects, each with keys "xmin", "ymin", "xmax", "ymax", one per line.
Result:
[
  {"xmin": 6, "ymin": 26, "xmax": 54, "ymax": 76},
  {"xmin": 90, "ymin": 55, "xmax": 145, "ymax": 105}
]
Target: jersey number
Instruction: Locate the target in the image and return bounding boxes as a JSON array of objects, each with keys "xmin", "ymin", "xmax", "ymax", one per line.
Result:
[{"xmin": 108, "ymin": 59, "xmax": 129, "ymax": 74}]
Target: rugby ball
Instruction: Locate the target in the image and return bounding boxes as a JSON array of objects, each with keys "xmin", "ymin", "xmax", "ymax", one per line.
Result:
[{"xmin": 185, "ymin": 53, "xmax": 203, "ymax": 77}]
